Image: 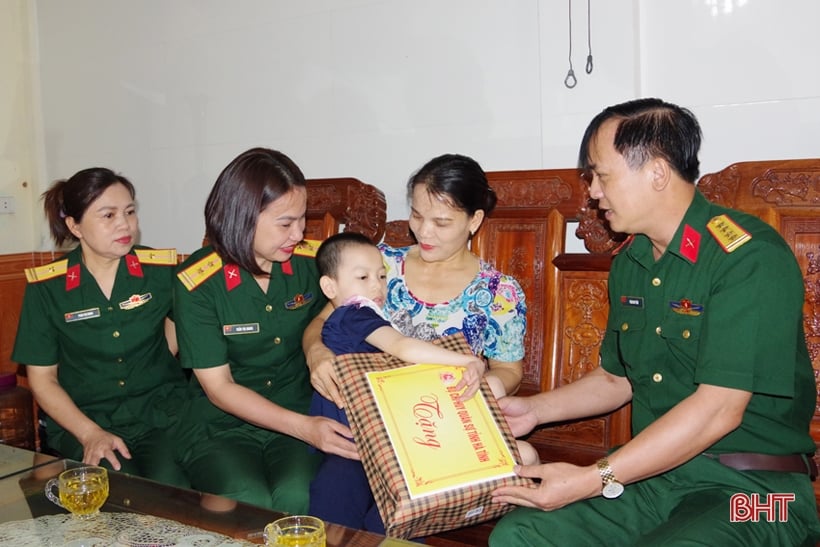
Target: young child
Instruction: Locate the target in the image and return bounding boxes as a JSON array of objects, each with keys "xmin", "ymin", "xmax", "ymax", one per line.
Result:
[{"xmin": 308, "ymin": 232, "xmax": 537, "ymax": 533}]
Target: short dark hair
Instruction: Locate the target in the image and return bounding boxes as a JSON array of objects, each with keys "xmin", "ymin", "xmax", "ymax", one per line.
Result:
[
  {"xmin": 316, "ymin": 232, "xmax": 376, "ymax": 278},
  {"xmin": 204, "ymin": 147, "xmax": 306, "ymax": 274},
  {"xmin": 407, "ymin": 153, "xmax": 497, "ymax": 216},
  {"xmin": 42, "ymin": 167, "xmax": 136, "ymax": 247},
  {"xmin": 578, "ymin": 98, "xmax": 702, "ymax": 183}
]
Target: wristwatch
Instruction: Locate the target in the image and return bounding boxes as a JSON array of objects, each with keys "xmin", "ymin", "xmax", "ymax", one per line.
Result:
[{"xmin": 596, "ymin": 457, "xmax": 624, "ymax": 499}]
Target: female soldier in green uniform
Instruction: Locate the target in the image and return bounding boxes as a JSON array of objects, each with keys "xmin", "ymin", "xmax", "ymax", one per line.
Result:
[
  {"xmin": 12, "ymin": 167, "xmax": 189, "ymax": 487},
  {"xmin": 174, "ymin": 147, "xmax": 358, "ymax": 513}
]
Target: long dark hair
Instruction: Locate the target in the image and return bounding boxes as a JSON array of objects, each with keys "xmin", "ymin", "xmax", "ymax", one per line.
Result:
[
  {"xmin": 204, "ymin": 147, "xmax": 306, "ymax": 274},
  {"xmin": 42, "ymin": 167, "xmax": 135, "ymax": 247}
]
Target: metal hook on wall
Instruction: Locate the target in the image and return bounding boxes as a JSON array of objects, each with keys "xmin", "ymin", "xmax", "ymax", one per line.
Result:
[
  {"xmin": 585, "ymin": 0, "xmax": 594, "ymax": 74},
  {"xmin": 564, "ymin": 0, "xmax": 576, "ymax": 88},
  {"xmin": 565, "ymin": 0, "xmax": 594, "ymax": 88}
]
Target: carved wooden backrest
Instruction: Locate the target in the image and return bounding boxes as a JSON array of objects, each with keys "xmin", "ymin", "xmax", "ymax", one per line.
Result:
[
  {"xmin": 696, "ymin": 159, "xmax": 820, "ymax": 493},
  {"xmin": 304, "ymin": 177, "xmax": 386, "ymax": 243},
  {"xmin": 0, "ymin": 252, "xmax": 59, "ymax": 378}
]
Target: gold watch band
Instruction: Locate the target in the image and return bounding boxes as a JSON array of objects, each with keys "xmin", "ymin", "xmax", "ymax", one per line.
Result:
[
  {"xmin": 597, "ymin": 457, "xmax": 618, "ymax": 483},
  {"xmin": 596, "ymin": 457, "xmax": 624, "ymax": 499}
]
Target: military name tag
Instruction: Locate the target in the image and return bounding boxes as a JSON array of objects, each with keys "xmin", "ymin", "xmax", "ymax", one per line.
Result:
[
  {"xmin": 620, "ymin": 296, "xmax": 644, "ymax": 308},
  {"xmin": 65, "ymin": 308, "xmax": 101, "ymax": 323},
  {"xmin": 223, "ymin": 323, "xmax": 260, "ymax": 336}
]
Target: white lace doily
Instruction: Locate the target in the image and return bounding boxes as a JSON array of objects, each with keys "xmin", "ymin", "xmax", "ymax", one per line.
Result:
[{"xmin": 0, "ymin": 513, "xmax": 255, "ymax": 546}]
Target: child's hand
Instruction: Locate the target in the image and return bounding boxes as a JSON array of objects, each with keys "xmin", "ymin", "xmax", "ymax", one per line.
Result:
[{"xmin": 455, "ymin": 357, "xmax": 487, "ymax": 400}]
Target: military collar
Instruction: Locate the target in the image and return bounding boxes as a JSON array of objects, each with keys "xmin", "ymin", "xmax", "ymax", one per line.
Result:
[
  {"xmin": 624, "ymin": 191, "xmax": 712, "ymax": 267},
  {"xmin": 64, "ymin": 246, "xmax": 144, "ymax": 291}
]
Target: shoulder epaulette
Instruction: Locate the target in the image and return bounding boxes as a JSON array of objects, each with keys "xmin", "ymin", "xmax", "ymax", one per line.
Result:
[
  {"xmin": 177, "ymin": 252, "xmax": 223, "ymax": 291},
  {"xmin": 135, "ymin": 248, "xmax": 178, "ymax": 265},
  {"xmin": 706, "ymin": 214, "xmax": 752, "ymax": 253},
  {"xmin": 24, "ymin": 259, "xmax": 69, "ymax": 283},
  {"xmin": 293, "ymin": 239, "xmax": 321, "ymax": 258}
]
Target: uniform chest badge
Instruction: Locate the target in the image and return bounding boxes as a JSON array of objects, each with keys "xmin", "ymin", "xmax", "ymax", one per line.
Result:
[
  {"xmin": 670, "ymin": 298, "xmax": 703, "ymax": 316},
  {"xmin": 119, "ymin": 293, "xmax": 152, "ymax": 310},
  {"xmin": 284, "ymin": 292, "xmax": 314, "ymax": 310}
]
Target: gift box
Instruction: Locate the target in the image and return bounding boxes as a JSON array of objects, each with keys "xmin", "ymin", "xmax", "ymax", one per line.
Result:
[{"xmin": 333, "ymin": 332, "xmax": 533, "ymax": 539}]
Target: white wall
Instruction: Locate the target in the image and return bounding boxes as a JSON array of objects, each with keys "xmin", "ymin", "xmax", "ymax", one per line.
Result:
[
  {"xmin": 0, "ymin": 0, "xmax": 40, "ymax": 252},
  {"xmin": 7, "ymin": 0, "xmax": 820, "ymax": 254}
]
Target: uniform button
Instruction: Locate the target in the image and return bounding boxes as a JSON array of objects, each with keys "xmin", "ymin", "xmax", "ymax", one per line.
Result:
[
  {"xmin": 652, "ymin": 373, "xmax": 663, "ymax": 383},
  {"xmin": 265, "ymin": 380, "xmax": 272, "ymax": 388},
  {"xmin": 112, "ymin": 331, "xmax": 120, "ymax": 338},
  {"xmin": 117, "ymin": 357, "xmax": 123, "ymax": 363},
  {"xmin": 265, "ymin": 304, "xmax": 273, "ymax": 312},
  {"xmin": 107, "ymin": 306, "xmax": 114, "ymax": 312},
  {"xmin": 274, "ymin": 337, "xmax": 282, "ymax": 344},
  {"xmin": 682, "ymin": 329, "xmax": 691, "ymax": 339},
  {"xmin": 620, "ymin": 323, "xmax": 629, "ymax": 331},
  {"xmin": 118, "ymin": 380, "xmax": 126, "ymax": 387},
  {"xmin": 652, "ymin": 278, "xmax": 661, "ymax": 287},
  {"xmin": 655, "ymin": 326, "xmax": 662, "ymax": 335}
]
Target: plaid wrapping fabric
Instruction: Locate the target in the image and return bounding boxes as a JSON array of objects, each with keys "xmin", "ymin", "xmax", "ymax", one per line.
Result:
[{"xmin": 332, "ymin": 332, "xmax": 533, "ymax": 539}]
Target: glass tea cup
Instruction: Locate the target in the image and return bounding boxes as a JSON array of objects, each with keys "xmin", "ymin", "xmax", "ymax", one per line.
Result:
[
  {"xmin": 44, "ymin": 465, "xmax": 109, "ymax": 519},
  {"xmin": 263, "ymin": 515, "xmax": 326, "ymax": 547}
]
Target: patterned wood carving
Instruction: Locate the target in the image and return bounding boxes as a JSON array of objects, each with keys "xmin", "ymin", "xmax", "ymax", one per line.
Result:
[
  {"xmin": 474, "ymin": 217, "xmax": 550, "ymax": 390},
  {"xmin": 575, "ymin": 203, "xmax": 628, "ymax": 254},
  {"xmin": 561, "ymin": 276, "xmax": 608, "ymax": 383},
  {"xmin": 383, "ymin": 220, "xmax": 415, "ymax": 248},
  {"xmin": 306, "ymin": 177, "xmax": 386, "ymax": 242}
]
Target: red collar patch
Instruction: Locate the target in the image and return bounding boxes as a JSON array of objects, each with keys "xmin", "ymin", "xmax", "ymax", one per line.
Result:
[
  {"xmin": 680, "ymin": 225, "xmax": 701, "ymax": 263},
  {"xmin": 65, "ymin": 264, "xmax": 81, "ymax": 291},
  {"xmin": 224, "ymin": 264, "xmax": 241, "ymax": 291},
  {"xmin": 126, "ymin": 254, "xmax": 144, "ymax": 277}
]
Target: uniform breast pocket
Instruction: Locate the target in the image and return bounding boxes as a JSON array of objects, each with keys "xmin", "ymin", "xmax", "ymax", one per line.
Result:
[
  {"xmin": 612, "ymin": 309, "xmax": 647, "ymax": 367},
  {"xmin": 660, "ymin": 313, "xmax": 701, "ymax": 355}
]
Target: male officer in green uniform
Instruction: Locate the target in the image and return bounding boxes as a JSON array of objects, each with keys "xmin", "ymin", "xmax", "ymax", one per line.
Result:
[{"xmin": 489, "ymin": 98, "xmax": 820, "ymax": 546}]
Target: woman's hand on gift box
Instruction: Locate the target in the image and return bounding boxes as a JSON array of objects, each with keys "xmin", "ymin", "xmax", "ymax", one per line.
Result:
[{"xmin": 455, "ymin": 357, "xmax": 487, "ymax": 401}]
